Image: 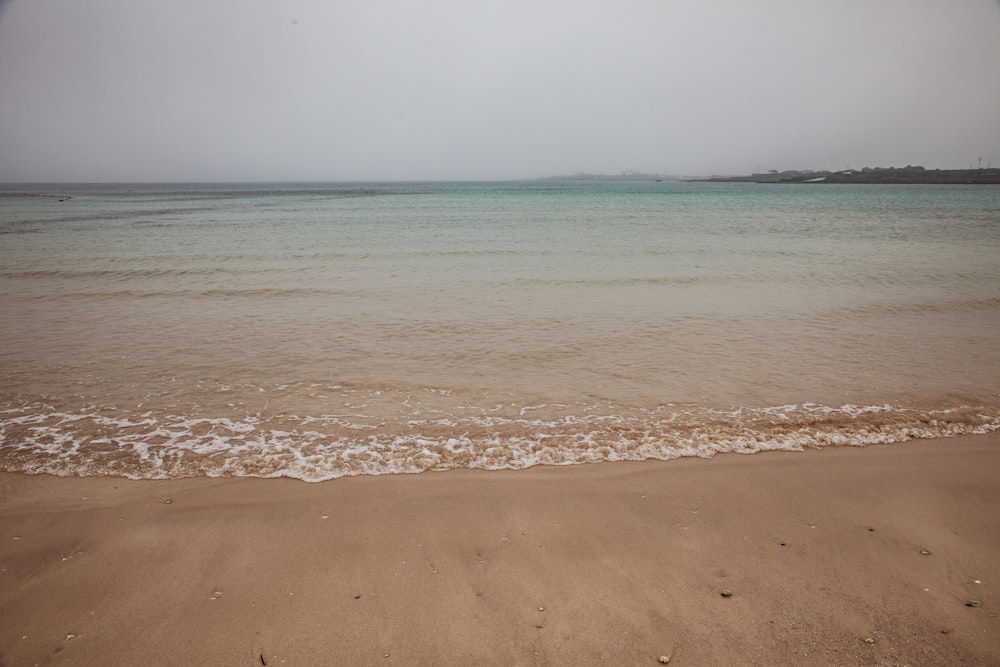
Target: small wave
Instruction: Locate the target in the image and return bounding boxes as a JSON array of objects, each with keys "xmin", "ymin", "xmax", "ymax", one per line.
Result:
[
  {"xmin": 1, "ymin": 401, "xmax": 997, "ymax": 482},
  {"xmin": 14, "ymin": 287, "xmax": 362, "ymax": 300},
  {"xmin": 0, "ymin": 267, "xmax": 250, "ymax": 280},
  {"xmin": 0, "ymin": 228, "xmax": 43, "ymax": 235}
]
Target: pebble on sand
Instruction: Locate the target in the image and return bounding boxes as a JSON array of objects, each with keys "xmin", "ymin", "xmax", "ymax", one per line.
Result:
[
  {"xmin": 720, "ymin": 590, "xmax": 733, "ymax": 598},
  {"xmin": 658, "ymin": 656, "xmax": 671, "ymax": 664}
]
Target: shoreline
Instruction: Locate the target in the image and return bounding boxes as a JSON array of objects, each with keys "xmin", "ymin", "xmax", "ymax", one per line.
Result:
[{"xmin": 2, "ymin": 435, "xmax": 999, "ymax": 665}]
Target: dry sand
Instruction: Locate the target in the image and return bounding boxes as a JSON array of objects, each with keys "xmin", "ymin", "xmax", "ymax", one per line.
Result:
[{"xmin": 1, "ymin": 434, "xmax": 998, "ymax": 666}]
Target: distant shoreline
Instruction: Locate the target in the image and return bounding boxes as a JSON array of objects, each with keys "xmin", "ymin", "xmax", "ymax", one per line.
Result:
[
  {"xmin": 535, "ymin": 172, "xmax": 676, "ymax": 182},
  {"xmin": 690, "ymin": 166, "xmax": 1000, "ymax": 185}
]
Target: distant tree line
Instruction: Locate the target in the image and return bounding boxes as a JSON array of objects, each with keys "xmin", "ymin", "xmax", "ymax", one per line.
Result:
[
  {"xmin": 699, "ymin": 165, "xmax": 1000, "ymax": 184},
  {"xmin": 820, "ymin": 166, "xmax": 1000, "ymax": 184}
]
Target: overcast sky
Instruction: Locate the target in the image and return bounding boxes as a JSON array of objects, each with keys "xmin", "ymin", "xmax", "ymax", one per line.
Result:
[{"xmin": 1, "ymin": 0, "xmax": 998, "ymax": 182}]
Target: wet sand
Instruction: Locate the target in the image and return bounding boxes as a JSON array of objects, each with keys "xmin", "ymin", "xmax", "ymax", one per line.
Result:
[{"xmin": 1, "ymin": 434, "xmax": 998, "ymax": 666}]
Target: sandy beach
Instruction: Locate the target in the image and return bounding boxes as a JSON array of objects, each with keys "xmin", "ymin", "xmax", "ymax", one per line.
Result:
[{"xmin": 2, "ymin": 434, "xmax": 998, "ymax": 666}]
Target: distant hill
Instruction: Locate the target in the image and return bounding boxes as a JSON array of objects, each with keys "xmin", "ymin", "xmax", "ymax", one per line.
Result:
[{"xmin": 693, "ymin": 166, "xmax": 1000, "ymax": 184}]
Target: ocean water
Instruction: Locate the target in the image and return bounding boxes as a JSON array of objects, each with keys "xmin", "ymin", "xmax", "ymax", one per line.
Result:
[{"xmin": 1, "ymin": 180, "xmax": 998, "ymax": 480}]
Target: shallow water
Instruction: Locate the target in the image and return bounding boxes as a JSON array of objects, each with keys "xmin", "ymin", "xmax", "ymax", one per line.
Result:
[{"xmin": 2, "ymin": 180, "xmax": 998, "ymax": 479}]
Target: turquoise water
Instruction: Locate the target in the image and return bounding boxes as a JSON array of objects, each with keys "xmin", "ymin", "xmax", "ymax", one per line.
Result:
[{"xmin": 1, "ymin": 181, "xmax": 998, "ymax": 479}]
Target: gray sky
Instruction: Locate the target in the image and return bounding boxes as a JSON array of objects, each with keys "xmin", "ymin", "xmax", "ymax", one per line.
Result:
[{"xmin": 1, "ymin": 0, "xmax": 999, "ymax": 182}]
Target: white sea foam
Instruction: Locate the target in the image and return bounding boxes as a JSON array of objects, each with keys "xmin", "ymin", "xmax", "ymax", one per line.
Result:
[{"xmin": 1, "ymin": 400, "xmax": 998, "ymax": 481}]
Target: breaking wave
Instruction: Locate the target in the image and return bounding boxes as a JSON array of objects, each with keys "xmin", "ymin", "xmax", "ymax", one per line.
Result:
[{"xmin": 2, "ymin": 398, "xmax": 997, "ymax": 481}]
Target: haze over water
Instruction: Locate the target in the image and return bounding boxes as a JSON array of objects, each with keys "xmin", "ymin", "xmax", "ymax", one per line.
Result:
[{"xmin": 1, "ymin": 181, "xmax": 999, "ymax": 480}]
